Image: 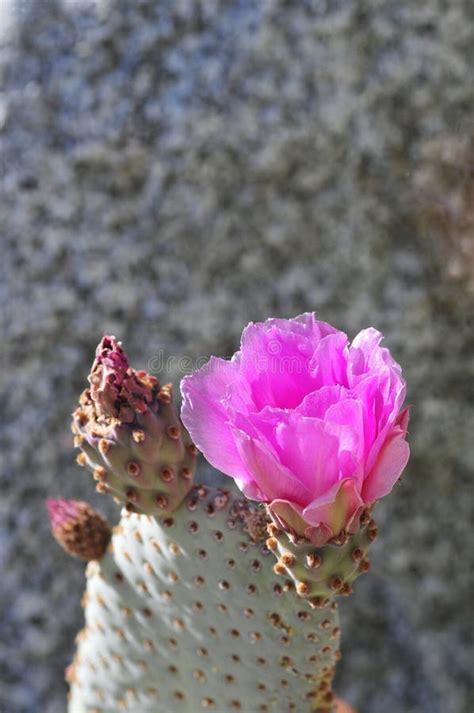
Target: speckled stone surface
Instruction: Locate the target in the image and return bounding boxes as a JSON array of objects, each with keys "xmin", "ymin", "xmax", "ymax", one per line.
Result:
[{"xmin": 1, "ymin": 1, "xmax": 473, "ymax": 712}]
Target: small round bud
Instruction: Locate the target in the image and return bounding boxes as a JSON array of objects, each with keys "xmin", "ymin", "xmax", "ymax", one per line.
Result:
[{"xmin": 47, "ymin": 499, "xmax": 110, "ymax": 561}]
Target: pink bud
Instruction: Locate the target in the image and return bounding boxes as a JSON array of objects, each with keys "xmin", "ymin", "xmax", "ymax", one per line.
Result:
[
  {"xmin": 47, "ymin": 498, "xmax": 110, "ymax": 561},
  {"xmin": 46, "ymin": 498, "xmax": 81, "ymax": 530}
]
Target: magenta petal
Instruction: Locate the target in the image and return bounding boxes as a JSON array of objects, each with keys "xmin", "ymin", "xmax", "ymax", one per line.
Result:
[
  {"xmin": 397, "ymin": 405, "xmax": 410, "ymax": 433},
  {"xmin": 348, "ymin": 328, "xmax": 383, "ymax": 380},
  {"xmin": 352, "ymin": 374, "xmax": 385, "ymax": 458},
  {"xmin": 298, "ymin": 385, "xmax": 346, "ymax": 418},
  {"xmin": 349, "ymin": 328, "xmax": 403, "ymax": 386},
  {"xmin": 324, "ymin": 399, "xmax": 365, "ymax": 479},
  {"xmin": 47, "ymin": 498, "xmax": 79, "ymax": 529},
  {"xmin": 180, "ymin": 356, "xmax": 252, "ymax": 481},
  {"xmin": 235, "ymin": 407, "xmax": 342, "ymax": 497},
  {"xmin": 267, "ymin": 499, "xmax": 307, "ymax": 537},
  {"xmin": 287, "ymin": 312, "xmax": 340, "ymax": 339},
  {"xmin": 244, "ymin": 313, "xmax": 339, "ymax": 342},
  {"xmin": 235, "ymin": 477, "xmax": 266, "ymax": 501},
  {"xmin": 272, "ymin": 413, "xmax": 341, "ymax": 495},
  {"xmin": 304, "ymin": 523, "xmax": 334, "ymax": 547},
  {"xmin": 310, "ymin": 333, "xmax": 350, "ymax": 388},
  {"xmin": 303, "ymin": 478, "xmax": 364, "ymax": 535},
  {"xmin": 362, "ymin": 428, "xmax": 410, "ymax": 502},
  {"xmin": 363, "ymin": 379, "xmax": 407, "ymax": 474},
  {"xmin": 233, "ymin": 429, "xmax": 311, "ymax": 505},
  {"xmin": 238, "ymin": 314, "xmax": 346, "ymax": 410},
  {"xmin": 240, "ymin": 324, "xmax": 317, "ymax": 409}
]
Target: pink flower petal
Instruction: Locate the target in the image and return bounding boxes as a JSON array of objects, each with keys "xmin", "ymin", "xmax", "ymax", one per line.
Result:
[
  {"xmin": 273, "ymin": 414, "xmax": 341, "ymax": 496},
  {"xmin": 298, "ymin": 385, "xmax": 346, "ymax": 418},
  {"xmin": 304, "ymin": 523, "xmax": 334, "ymax": 547},
  {"xmin": 233, "ymin": 429, "xmax": 311, "ymax": 505},
  {"xmin": 234, "ymin": 408, "xmax": 342, "ymax": 497},
  {"xmin": 324, "ymin": 399, "xmax": 365, "ymax": 480},
  {"xmin": 267, "ymin": 499, "xmax": 308, "ymax": 537},
  {"xmin": 348, "ymin": 328, "xmax": 403, "ymax": 386},
  {"xmin": 240, "ymin": 325, "xmax": 318, "ymax": 410},
  {"xmin": 362, "ymin": 422, "xmax": 410, "ymax": 502},
  {"xmin": 180, "ymin": 356, "xmax": 253, "ymax": 482},
  {"xmin": 310, "ymin": 333, "xmax": 350, "ymax": 388},
  {"xmin": 397, "ymin": 405, "xmax": 411, "ymax": 433},
  {"xmin": 303, "ymin": 478, "xmax": 364, "ymax": 536}
]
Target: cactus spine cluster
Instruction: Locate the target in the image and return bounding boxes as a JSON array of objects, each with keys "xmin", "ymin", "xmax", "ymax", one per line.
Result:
[{"xmin": 50, "ymin": 337, "xmax": 374, "ymax": 713}]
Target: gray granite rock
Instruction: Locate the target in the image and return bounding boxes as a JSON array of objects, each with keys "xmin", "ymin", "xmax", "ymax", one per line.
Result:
[{"xmin": 1, "ymin": 1, "xmax": 473, "ymax": 712}]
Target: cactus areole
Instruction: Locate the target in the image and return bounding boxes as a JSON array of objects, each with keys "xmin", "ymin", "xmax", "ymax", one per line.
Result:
[{"xmin": 50, "ymin": 317, "xmax": 410, "ymax": 713}]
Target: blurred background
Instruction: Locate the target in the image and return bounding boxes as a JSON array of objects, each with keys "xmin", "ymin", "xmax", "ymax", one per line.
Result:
[{"xmin": 1, "ymin": 1, "xmax": 473, "ymax": 712}]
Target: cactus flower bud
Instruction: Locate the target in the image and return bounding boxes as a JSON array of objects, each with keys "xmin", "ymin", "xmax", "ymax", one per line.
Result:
[
  {"xmin": 47, "ymin": 499, "xmax": 110, "ymax": 560},
  {"xmin": 181, "ymin": 313, "xmax": 410, "ymax": 546},
  {"xmin": 72, "ymin": 336, "xmax": 196, "ymax": 514}
]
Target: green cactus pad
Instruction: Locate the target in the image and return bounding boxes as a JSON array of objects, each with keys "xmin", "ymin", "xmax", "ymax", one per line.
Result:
[{"xmin": 68, "ymin": 488, "xmax": 343, "ymax": 713}]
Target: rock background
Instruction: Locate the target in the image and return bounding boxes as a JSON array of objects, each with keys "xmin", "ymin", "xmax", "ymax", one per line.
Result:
[{"xmin": 1, "ymin": 1, "xmax": 473, "ymax": 712}]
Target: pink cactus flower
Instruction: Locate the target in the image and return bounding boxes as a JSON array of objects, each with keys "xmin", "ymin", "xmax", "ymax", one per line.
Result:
[{"xmin": 181, "ymin": 313, "xmax": 410, "ymax": 545}]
